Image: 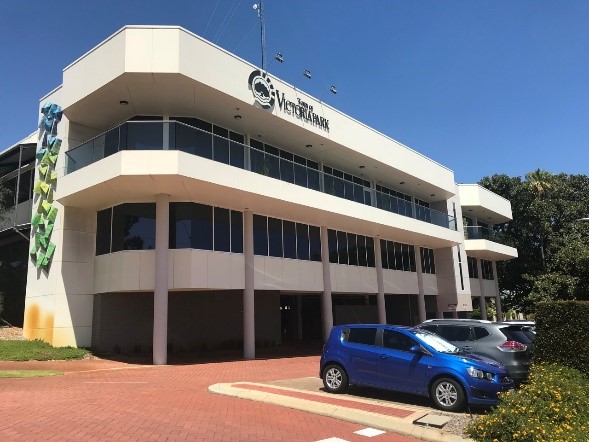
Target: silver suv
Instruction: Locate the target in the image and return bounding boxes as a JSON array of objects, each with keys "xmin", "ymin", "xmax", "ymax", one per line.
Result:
[{"xmin": 417, "ymin": 319, "xmax": 534, "ymax": 384}]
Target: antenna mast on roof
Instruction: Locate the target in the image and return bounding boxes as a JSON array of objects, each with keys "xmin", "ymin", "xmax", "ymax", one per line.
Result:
[{"xmin": 253, "ymin": 1, "xmax": 267, "ymax": 72}]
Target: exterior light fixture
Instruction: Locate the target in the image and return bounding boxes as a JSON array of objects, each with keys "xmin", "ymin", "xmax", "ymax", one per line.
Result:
[
  {"xmin": 305, "ymin": 144, "xmax": 312, "ymax": 148},
  {"xmin": 234, "ymin": 115, "xmax": 242, "ymax": 120},
  {"xmin": 275, "ymin": 52, "xmax": 284, "ymax": 63},
  {"xmin": 430, "ymin": 194, "xmax": 435, "ymax": 197},
  {"xmin": 119, "ymin": 100, "xmax": 128, "ymax": 105},
  {"xmin": 359, "ymin": 165, "xmax": 365, "ymax": 169},
  {"xmin": 330, "ymin": 86, "xmax": 337, "ymax": 94},
  {"xmin": 303, "ymin": 70, "xmax": 312, "ymax": 79},
  {"xmin": 399, "ymin": 181, "xmax": 405, "ymax": 185}
]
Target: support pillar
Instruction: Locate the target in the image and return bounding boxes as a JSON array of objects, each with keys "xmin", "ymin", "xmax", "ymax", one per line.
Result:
[
  {"xmin": 374, "ymin": 237, "xmax": 386, "ymax": 324},
  {"xmin": 414, "ymin": 246, "xmax": 426, "ymax": 324},
  {"xmin": 320, "ymin": 226, "xmax": 333, "ymax": 341},
  {"xmin": 243, "ymin": 210, "xmax": 255, "ymax": 359},
  {"xmin": 476, "ymin": 258, "xmax": 487, "ymax": 320},
  {"xmin": 492, "ymin": 261, "xmax": 503, "ymax": 321},
  {"xmin": 153, "ymin": 194, "xmax": 169, "ymax": 365}
]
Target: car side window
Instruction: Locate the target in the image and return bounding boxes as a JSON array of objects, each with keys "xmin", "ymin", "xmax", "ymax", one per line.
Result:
[
  {"xmin": 473, "ymin": 327, "xmax": 490, "ymax": 340},
  {"xmin": 438, "ymin": 325, "xmax": 473, "ymax": 341},
  {"xmin": 382, "ymin": 330, "xmax": 417, "ymax": 352},
  {"xmin": 420, "ymin": 325, "xmax": 438, "ymax": 333},
  {"xmin": 347, "ymin": 328, "xmax": 377, "ymax": 345}
]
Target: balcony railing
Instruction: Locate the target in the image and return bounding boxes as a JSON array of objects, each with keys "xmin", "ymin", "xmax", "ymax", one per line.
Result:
[
  {"xmin": 65, "ymin": 121, "xmax": 457, "ymax": 230},
  {"xmin": 464, "ymin": 226, "xmax": 504, "ymax": 243}
]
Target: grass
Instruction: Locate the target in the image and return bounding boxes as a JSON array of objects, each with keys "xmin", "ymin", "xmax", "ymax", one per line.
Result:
[
  {"xmin": 0, "ymin": 370, "xmax": 63, "ymax": 378},
  {"xmin": 0, "ymin": 339, "xmax": 88, "ymax": 361}
]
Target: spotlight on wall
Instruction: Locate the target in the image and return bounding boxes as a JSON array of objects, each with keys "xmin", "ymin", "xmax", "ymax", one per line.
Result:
[
  {"xmin": 305, "ymin": 144, "xmax": 312, "ymax": 148},
  {"xmin": 275, "ymin": 52, "xmax": 284, "ymax": 63},
  {"xmin": 399, "ymin": 181, "xmax": 405, "ymax": 185},
  {"xmin": 234, "ymin": 115, "xmax": 242, "ymax": 120},
  {"xmin": 119, "ymin": 100, "xmax": 129, "ymax": 106},
  {"xmin": 330, "ymin": 86, "xmax": 337, "ymax": 94},
  {"xmin": 303, "ymin": 69, "xmax": 312, "ymax": 79}
]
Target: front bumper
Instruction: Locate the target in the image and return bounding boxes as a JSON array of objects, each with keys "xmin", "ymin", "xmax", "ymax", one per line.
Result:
[{"xmin": 466, "ymin": 378, "xmax": 514, "ymax": 406}]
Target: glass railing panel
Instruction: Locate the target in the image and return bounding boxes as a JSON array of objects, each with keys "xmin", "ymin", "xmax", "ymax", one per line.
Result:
[{"xmin": 67, "ymin": 120, "xmax": 457, "ymax": 230}]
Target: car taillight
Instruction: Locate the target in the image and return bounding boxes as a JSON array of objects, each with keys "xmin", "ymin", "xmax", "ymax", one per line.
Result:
[{"xmin": 498, "ymin": 340, "xmax": 527, "ymax": 352}]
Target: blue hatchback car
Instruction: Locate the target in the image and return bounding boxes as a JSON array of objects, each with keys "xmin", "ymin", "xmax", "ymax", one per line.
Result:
[{"xmin": 320, "ymin": 324, "xmax": 514, "ymax": 411}]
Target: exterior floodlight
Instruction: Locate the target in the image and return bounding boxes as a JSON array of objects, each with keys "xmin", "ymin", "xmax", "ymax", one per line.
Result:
[
  {"xmin": 330, "ymin": 86, "xmax": 337, "ymax": 94},
  {"xmin": 303, "ymin": 69, "xmax": 312, "ymax": 79},
  {"xmin": 275, "ymin": 52, "xmax": 284, "ymax": 63}
]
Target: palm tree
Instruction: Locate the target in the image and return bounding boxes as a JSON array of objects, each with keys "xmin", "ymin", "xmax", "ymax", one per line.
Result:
[{"xmin": 525, "ymin": 169, "xmax": 554, "ymax": 269}]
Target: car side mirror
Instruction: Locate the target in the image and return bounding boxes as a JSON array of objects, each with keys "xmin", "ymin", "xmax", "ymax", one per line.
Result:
[{"xmin": 410, "ymin": 345, "xmax": 424, "ymax": 354}]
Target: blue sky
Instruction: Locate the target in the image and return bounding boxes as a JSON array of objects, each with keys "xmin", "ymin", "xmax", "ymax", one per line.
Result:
[{"xmin": 1, "ymin": 0, "xmax": 587, "ymax": 184}]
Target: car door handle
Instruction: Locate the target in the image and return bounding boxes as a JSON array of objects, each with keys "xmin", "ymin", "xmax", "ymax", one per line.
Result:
[{"xmin": 379, "ymin": 354, "xmax": 388, "ymax": 359}]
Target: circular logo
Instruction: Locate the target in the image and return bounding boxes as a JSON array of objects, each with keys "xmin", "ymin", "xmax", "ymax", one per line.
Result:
[{"xmin": 248, "ymin": 70, "xmax": 275, "ymax": 109}]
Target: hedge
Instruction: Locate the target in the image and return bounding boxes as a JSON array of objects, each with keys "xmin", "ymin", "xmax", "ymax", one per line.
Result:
[{"xmin": 534, "ymin": 301, "xmax": 589, "ymax": 376}]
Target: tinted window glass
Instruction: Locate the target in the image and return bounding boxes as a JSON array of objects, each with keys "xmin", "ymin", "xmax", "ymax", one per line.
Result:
[
  {"xmin": 357, "ymin": 235, "xmax": 367, "ymax": 267},
  {"xmin": 337, "ymin": 231, "xmax": 348, "ymax": 264},
  {"xmin": 214, "ymin": 207, "xmax": 230, "ymax": 252},
  {"xmin": 268, "ymin": 217, "xmax": 283, "ymax": 257},
  {"xmin": 500, "ymin": 326, "xmax": 534, "ymax": 344},
  {"xmin": 366, "ymin": 237, "xmax": 375, "ymax": 267},
  {"xmin": 438, "ymin": 325, "xmax": 472, "ymax": 341},
  {"xmin": 296, "ymin": 223, "xmax": 309, "ymax": 260},
  {"xmin": 111, "ymin": 203, "xmax": 156, "ymax": 252},
  {"xmin": 283, "ymin": 220, "xmax": 297, "ymax": 259},
  {"xmin": 213, "ymin": 126, "xmax": 229, "ymax": 164},
  {"xmin": 309, "ymin": 226, "xmax": 321, "ymax": 261},
  {"xmin": 96, "ymin": 208, "xmax": 112, "ymax": 255},
  {"xmin": 383, "ymin": 330, "xmax": 417, "ymax": 351},
  {"xmin": 347, "ymin": 328, "xmax": 377, "ymax": 345},
  {"xmin": 253, "ymin": 215, "xmax": 268, "ymax": 256},
  {"xmin": 328, "ymin": 229, "xmax": 338, "ymax": 263},
  {"xmin": 126, "ymin": 122, "xmax": 162, "ymax": 150},
  {"xmin": 170, "ymin": 202, "xmax": 213, "ymax": 250},
  {"xmin": 230, "ymin": 211, "xmax": 243, "ymax": 253},
  {"xmin": 473, "ymin": 327, "xmax": 490, "ymax": 340},
  {"xmin": 347, "ymin": 233, "xmax": 358, "ymax": 265}
]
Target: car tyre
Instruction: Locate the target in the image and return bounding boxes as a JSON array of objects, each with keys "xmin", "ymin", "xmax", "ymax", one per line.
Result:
[
  {"xmin": 322, "ymin": 364, "xmax": 348, "ymax": 393},
  {"xmin": 430, "ymin": 377, "xmax": 465, "ymax": 411}
]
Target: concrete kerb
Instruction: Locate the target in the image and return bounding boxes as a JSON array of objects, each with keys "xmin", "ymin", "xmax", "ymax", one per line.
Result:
[{"xmin": 209, "ymin": 382, "xmax": 474, "ymax": 442}]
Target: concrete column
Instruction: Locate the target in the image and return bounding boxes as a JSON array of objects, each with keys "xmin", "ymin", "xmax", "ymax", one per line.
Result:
[
  {"xmin": 476, "ymin": 258, "xmax": 487, "ymax": 320},
  {"xmin": 153, "ymin": 194, "xmax": 170, "ymax": 365},
  {"xmin": 320, "ymin": 226, "xmax": 333, "ymax": 341},
  {"xmin": 243, "ymin": 210, "xmax": 255, "ymax": 359},
  {"xmin": 492, "ymin": 261, "xmax": 503, "ymax": 321},
  {"xmin": 373, "ymin": 237, "xmax": 386, "ymax": 324},
  {"xmin": 414, "ymin": 246, "xmax": 426, "ymax": 323},
  {"xmin": 296, "ymin": 295, "xmax": 303, "ymax": 340}
]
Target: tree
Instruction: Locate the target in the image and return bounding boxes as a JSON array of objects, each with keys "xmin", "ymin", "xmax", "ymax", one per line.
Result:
[{"xmin": 479, "ymin": 172, "xmax": 589, "ymax": 313}]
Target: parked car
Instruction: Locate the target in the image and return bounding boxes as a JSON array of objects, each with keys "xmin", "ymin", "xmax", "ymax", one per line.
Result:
[
  {"xmin": 417, "ymin": 319, "xmax": 534, "ymax": 384},
  {"xmin": 320, "ymin": 324, "xmax": 514, "ymax": 411}
]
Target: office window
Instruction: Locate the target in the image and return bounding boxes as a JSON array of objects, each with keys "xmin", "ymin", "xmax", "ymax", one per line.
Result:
[
  {"xmin": 170, "ymin": 203, "xmax": 213, "ymax": 250},
  {"xmin": 309, "ymin": 226, "xmax": 322, "ymax": 261},
  {"xmin": 467, "ymin": 256, "xmax": 478, "ymax": 279},
  {"xmin": 366, "ymin": 237, "xmax": 375, "ymax": 267},
  {"xmin": 253, "ymin": 215, "xmax": 268, "ymax": 256},
  {"xmin": 482, "ymin": 259, "xmax": 494, "ymax": 280},
  {"xmin": 214, "ymin": 207, "xmax": 231, "ymax": 252},
  {"xmin": 328, "ymin": 229, "xmax": 338, "ymax": 263},
  {"xmin": 96, "ymin": 208, "xmax": 112, "ymax": 255},
  {"xmin": 420, "ymin": 247, "xmax": 436, "ymax": 274},
  {"xmin": 347, "ymin": 233, "xmax": 358, "ymax": 266},
  {"xmin": 230, "ymin": 211, "xmax": 243, "ymax": 253},
  {"xmin": 111, "ymin": 203, "xmax": 156, "ymax": 252},
  {"xmin": 380, "ymin": 240, "xmax": 416, "ymax": 272},
  {"xmin": 296, "ymin": 223, "xmax": 310, "ymax": 261},
  {"xmin": 267, "ymin": 217, "xmax": 283, "ymax": 257},
  {"xmin": 337, "ymin": 230, "xmax": 348, "ymax": 264},
  {"xmin": 283, "ymin": 220, "xmax": 297, "ymax": 259}
]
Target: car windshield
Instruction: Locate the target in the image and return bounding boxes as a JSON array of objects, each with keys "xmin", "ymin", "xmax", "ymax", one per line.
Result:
[{"xmin": 411, "ymin": 330, "xmax": 459, "ymax": 353}]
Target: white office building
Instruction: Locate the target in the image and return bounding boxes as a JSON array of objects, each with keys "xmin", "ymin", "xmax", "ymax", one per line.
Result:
[{"xmin": 5, "ymin": 26, "xmax": 518, "ymax": 363}]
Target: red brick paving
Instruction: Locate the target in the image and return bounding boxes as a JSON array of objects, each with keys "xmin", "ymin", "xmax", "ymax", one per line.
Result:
[
  {"xmin": 0, "ymin": 356, "xmax": 420, "ymax": 441},
  {"xmin": 232, "ymin": 383, "xmax": 414, "ymax": 418}
]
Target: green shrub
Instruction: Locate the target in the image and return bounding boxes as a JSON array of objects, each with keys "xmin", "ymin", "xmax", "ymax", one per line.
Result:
[
  {"xmin": 0, "ymin": 339, "xmax": 88, "ymax": 361},
  {"xmin": 466, "ymin": 364, "xmax": 589, "ymax": 442},
  {"xmin": 534, "ymin": 300, "xmax": 589, "ymax": 376}
]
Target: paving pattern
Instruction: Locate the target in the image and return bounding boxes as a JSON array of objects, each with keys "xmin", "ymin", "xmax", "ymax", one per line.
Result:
[{"xmin": 0, "ymin": 355, "xmax": 436, "ymax": 441}]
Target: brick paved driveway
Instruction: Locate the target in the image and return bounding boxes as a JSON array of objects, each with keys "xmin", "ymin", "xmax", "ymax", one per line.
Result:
[{"xmin": 0, "ymin": 355, "xmax": 421, "ymax": 442}]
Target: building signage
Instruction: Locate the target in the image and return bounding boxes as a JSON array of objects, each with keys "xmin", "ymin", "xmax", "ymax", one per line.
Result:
[{"xmin": 248, "ymin": 69, "xmax": 329, "ymax": 132}]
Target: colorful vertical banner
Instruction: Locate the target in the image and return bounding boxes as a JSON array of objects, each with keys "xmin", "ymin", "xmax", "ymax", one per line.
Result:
[{"xmin": 30, "ymin": 102, "xmax": 62, "ymax": 269}]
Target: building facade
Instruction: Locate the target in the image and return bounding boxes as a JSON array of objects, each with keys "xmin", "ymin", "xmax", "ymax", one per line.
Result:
[{"xmin": 11, "ymin": 26, "xmax": 517, "ymax": 363}]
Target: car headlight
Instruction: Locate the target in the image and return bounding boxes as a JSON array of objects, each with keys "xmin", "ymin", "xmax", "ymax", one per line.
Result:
[{"xmin": 467, "ymin": 367, "xmax": 495, "ymax": 381}]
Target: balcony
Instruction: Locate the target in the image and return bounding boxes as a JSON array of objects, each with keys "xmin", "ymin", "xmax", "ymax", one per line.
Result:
[
  {"xmin": 65, "ymin": 121, "xmax": 456, "ymax": 230},
  {"xmin": 463, "ymin": 226, "xmax": 518, "ymax": 260}
]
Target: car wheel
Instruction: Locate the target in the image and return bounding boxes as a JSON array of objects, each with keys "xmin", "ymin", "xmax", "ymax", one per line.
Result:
[
  {"xmin": 322, "ymin": 364, "xmax": 348, "ymax": 393},
  {"xmin": 430, "ymin": 377, "xmax": 465, "ymax": 411}
]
